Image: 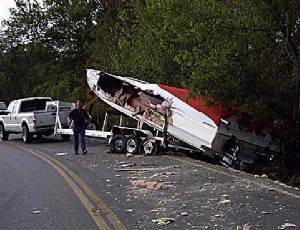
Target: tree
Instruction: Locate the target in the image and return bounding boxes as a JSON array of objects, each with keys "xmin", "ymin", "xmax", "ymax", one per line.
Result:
[{"xmin": 0, "ymin": 0, "xmax": 102, "ymax": 101}]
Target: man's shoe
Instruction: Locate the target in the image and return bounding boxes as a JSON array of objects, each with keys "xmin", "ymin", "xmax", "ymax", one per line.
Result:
[{"xmin": 83, "ymin": 149, "xmax": 88, "ymax": 155}]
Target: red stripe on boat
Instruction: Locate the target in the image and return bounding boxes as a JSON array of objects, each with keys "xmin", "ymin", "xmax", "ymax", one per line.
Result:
[{"xmin": 159, "ymin": 84, "xmax": 233, "ymax": 126}]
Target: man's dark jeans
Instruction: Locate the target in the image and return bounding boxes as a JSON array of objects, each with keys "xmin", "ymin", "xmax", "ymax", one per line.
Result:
[{"xmin": 72, "ymin": 125, "xmax": 86, "ymax": 152}]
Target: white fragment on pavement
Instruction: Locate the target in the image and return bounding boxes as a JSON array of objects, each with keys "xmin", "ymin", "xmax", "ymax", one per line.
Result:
[
  {"xmin": 221, "ymin": 194, "xmax": 229, "ymax": 198},
  {"xmin": 149, "ymin": 173, "xmax": 160, "ymax": 179},
  {"xmin": 55, "ymin": 152, "xmax": 68, "ymax": 156},
  {"xmin": 126, "ymin": 209, "xmax": 133, "ymax": 212},
  {"xmin": 152, "ymin": 217, "xmax": 175, "ymax": 225},
  {"xmin": 181, "ymin": 212, "xmax": 189, "ymax": 216},
  {"xmin": 88, "ymin": 164, "xmax": 98, "ymax": 168},
  {"xmin": 279, "ymin": 223, "xmax": 297, "ymax": 229},
  {"xmin": 261, "ymin": 174, "xmax": 268, "ymax": 178},
  {"xmin": 32, "ymin": 210, "xmax": 41, "ymax": 214},
  {"xmin": 120, "ymin": 163, "xmax": 136, "ymax": 168},
  {"xmin": 106, "ymin": 179, "xmax": 111, "ymax": 182},
  {"xmin": 219, "ymin": 199, "xmax": 231, "ymax": 205},
  {"xmin": 261, "ymin": 211, "xmax": 271, "ymax": 214},
  {"xmin": 150, "ymin": 207, "xmax": 166, "ymax": 213}
]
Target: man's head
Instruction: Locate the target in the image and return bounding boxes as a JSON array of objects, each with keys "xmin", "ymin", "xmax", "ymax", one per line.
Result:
[{"xmin": 76, "ymin": 100, "xmax": 82, "ymax": 109}]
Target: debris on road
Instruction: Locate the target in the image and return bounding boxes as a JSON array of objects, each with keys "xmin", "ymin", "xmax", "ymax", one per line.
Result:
[
  {"xmin": 149, "ymin": 173, "xmax": 160, "ymax": 179},
  {"xmin": 278, "ymin": 223, "xmax": 297, "ymax": 229},
  {"xmin": 219, "ymin": 199, "xmax": 231, "ymax": 205},
  {"xmin": 140, "ymin": 162, "xmax": 157, "ymax": 167},
  {"xmin": 115, "ymin": 168, "xmax": 152, "ymax": 172},
  {"xmin": 221, "ymin": 194, "xmax": 229, "ymax": 198},
  {"xmin": 149, "ymin": 207, "xmax": 166, "ymax": 213},
  {"xmin": 261, "ymin": 211, "xmax": 271, "ymax": 214},
  {"xmin": 180, "ymin": 212, "xmax": 189, "ymax": 216},
  {"xmin": 261, "ymin": 174, "xmax": 268, "ymax": 178},
  {"xmin": 91, "ymin": 208, "xmax": 101, "ymax": 213},
  {"xmin": 236, "ymin": 223, "xmax": 251, "ymax": 230},
  {"xmin": 55, "ymin": 152, "xmax": 68, "ymax": 156},
  {"xmin": 88, "ymin": 163, "xmax": 98, "ymax": 169},
  {"xmin": 114, "ymin": 166, "xmax": 175, "ymax": 172},
  {"xmin": 126, "ymin": 153, "xmax": 133, "ymax": 158},
  {"xmin": 120, "ymin": 163, "xmax": 136, "ymax": 168},
  {"xmin": 32, "ymin": 210, "xmax": 42, "ymax": 214},
  {"xmin": 130, "ymin": 180, "xmax": 166, "ymax": 190},
  {"xmin": 152, "ymin": 217, "xmax": 175, "ymax": 225}
]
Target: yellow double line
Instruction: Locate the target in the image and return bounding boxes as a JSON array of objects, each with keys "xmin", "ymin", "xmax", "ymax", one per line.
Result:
[{"xmin": 14, "ymin": 144, "xmax": 127, "ymax": 230}]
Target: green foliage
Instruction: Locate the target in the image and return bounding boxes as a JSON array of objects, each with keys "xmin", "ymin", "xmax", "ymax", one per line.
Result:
[
  {"xmin": 88, "ymin": 0, "xmax": 298, "ymax": 142},
  {"xmin": 0, "ymin": 0, "xmax": 298, "ymax": 145},
  {"xmin": 0, "ymin": 0, "xmax": 102, "ymax": 102}
]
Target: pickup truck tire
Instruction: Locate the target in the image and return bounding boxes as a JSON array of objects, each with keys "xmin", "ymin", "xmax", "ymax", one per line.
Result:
[
  {"xmin": 124, "ymin": 135, "xmax": 139, "ymax": 154},
  {"xmin": 61, "ymin": 134, "xmax": 70, "ymax": 141},
  {"xmin": 109, "ymin": 135, "xmax": 125, "ymax": 153},
  {"xmin": 22, "ymin": 125, "xmax": 32, "ymax": 143},
  {"xmin": 0, "ymin": 123, "xmax": 9, "ymax": 141}
]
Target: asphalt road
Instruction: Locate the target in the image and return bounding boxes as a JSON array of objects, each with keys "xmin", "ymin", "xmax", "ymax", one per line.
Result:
[
  {"xmin": 0, "ymin": 135, "xmax": 299, "ymax": 230},
  {"xmin": 0, "ymin": 141, "xmax": 98, "ymax": 230}
]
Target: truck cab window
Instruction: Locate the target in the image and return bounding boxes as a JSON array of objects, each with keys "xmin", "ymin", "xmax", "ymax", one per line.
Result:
[{"xmin": 20, "ymin": 99, "xmax": 51, "ymax": 112}]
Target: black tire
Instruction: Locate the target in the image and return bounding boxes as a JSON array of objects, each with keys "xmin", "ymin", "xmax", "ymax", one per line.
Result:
[
  {"xmin": 22, "ymin": 125, "xmax": 32, "ymax": 143},
  {"xmin": 124, "ymin": 135, "xmax": 139, "ymax": 154},
  {"xmin": 0, "ymin": 123, "xmax": 9, "ymax": 141},
  {"xmin": 61, "ymin": 134, "xmax": 70, "ymax": 141},
  {"xmin": 139, "ymin": 138, "xmax": 158, "ymax": 155},
  {"xmin": 109, "ymin": 135, "xmax": 125, "ymax": 153}
]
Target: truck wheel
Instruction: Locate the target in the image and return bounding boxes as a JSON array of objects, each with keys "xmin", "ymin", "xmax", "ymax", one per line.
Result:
[
  {"xmin": 0, "ymin": 123, "xmax": 9, "ymax": 141},
  {"xmin": 61, "ymin": 134, "xmax": 70, "ymax": 141},
  {"xmin": 125, "ymin": 135, "xmax": 139, "ymax": 154},
  {"xmin": 139, "ymin": 139, "xmax": 158, "ymax": 155},
  {"xmin": 22, "ymin": 125, "xmax": 32, "ymax": 143},
  {"xmin": 109, "ymin": 135, "xmax": 125, "ymax": 153}
]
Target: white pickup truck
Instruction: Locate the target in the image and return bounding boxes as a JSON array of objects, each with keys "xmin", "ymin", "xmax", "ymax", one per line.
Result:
[
  {"xmin": 0, "ymin": 97, "xmax": 72, "ymax": 143},
  {"xmin": 0, "ymin": 101, "xmax": 7, "ymax": 115}
]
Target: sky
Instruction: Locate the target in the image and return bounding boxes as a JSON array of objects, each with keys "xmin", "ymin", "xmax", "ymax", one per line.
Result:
[{"xmin": 0, "ymin": 0, "xmax": 16, "ymax": 22}]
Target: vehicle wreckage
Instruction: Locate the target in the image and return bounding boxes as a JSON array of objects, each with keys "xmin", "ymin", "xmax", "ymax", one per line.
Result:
[{"xmin": 83, "ymin": 69, "xmax": 278, "ymax": 169}]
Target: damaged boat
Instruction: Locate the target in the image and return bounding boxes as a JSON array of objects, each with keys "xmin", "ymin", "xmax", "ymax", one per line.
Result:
[{"xmin": 87, "ymin": 69, "xmax": 278, "ymax": 169}]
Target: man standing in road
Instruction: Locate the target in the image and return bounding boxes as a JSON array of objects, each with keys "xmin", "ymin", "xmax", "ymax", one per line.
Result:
[{"xmin": 68, "ymin": 100, "xmax": 90, "ymax": 155}]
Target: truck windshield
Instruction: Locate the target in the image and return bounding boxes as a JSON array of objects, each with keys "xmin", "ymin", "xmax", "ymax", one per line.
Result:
[
  {"xmin": 20, "ymin": 99, "xmax": 51, "ymax": 112},
  {"xmin": 0, "ymin": 102, "xmax": 6, "ymax": 110}
]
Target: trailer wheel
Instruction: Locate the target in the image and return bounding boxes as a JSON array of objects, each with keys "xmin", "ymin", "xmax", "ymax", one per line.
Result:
[
  {"xmin": 0, "ymin": 123, "xmax": 9, "ymax": 141},
  {"xmin": 139, "ymin": 139, "xmax": 158, "ymax": 155},
  {"xmin": 22, "ymin": 125, "xmax": 32, "ymax": 143},
  {"xmin": 61, "ymin": 134, "xmax": 70, "ymax": 141},
  {"xmin": 125, "ymin": 135, "xmax": 139, "ymax": 154},
  {"xmin": 109, "ymin": 135, "xmax": 125, "ymax": 153}
]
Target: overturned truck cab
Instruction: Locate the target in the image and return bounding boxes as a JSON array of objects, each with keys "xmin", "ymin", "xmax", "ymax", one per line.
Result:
[{"xmin": 87, "ymin": 69, "xmax": 278, "ymax": 169}]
